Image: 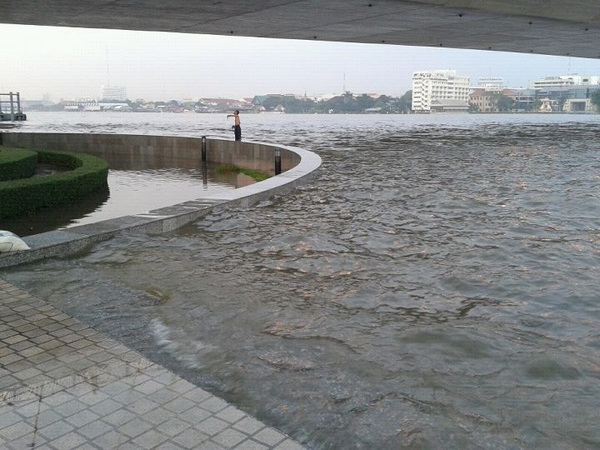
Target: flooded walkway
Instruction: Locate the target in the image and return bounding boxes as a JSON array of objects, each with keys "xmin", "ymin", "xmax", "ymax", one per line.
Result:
[{"xmin": 0, "ymin": 279, "xmax": 304, "ymax": 449}]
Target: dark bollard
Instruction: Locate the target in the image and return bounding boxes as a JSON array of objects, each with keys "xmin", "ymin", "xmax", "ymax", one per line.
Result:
[
  {"xmin": 274, "ymin": 147, "xmax": 282, "ymax": 175},
  {"xmin": 201, "ymin": 136, "xmax": 207, "ymax": 162},
  {"xmin": 201, "ymin": 161, "xmax": 208, "ymax": 186}
]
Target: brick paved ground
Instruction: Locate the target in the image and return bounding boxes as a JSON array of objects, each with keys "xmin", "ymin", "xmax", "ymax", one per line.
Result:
[{"xmin": 0, "ymin": 278, "xmax": 305, "ymax": 450}]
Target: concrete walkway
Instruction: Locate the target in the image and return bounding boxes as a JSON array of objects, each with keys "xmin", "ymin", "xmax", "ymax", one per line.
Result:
[{"xmin": 0, "ymin": 278, "xmax": 305, "ymax": 450}]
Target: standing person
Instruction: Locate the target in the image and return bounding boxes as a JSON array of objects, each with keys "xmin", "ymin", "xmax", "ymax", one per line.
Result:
[{"xmin": 227, "ymin": 110, "xmax": 242, "ymax": 141}]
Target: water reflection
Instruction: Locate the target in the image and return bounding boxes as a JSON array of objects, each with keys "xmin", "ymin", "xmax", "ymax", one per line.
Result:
[
  {"xmin": 0, "ymin": 154, "xmax": 239, "ymax": 236},
  {"xmin": 1, "ymin": 184, "xmax": 110, "ymax": 236}
]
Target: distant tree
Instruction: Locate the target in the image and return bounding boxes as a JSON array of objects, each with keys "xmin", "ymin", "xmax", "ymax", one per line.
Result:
[
  {"xmin": 356, "ymin": 94, "xmax": 376, "ymax": 111},
  {"xmin": 489, "ymin": 93, "xmax": 514, "ymax": 112},
  {"xmin": 398, "ymin": 90, "xmax": 412, "ymax": 113},
  {"xmin": 374, "ymin": 95, "xmax": 394, "ymax": 113},
  {"xmin": 591, "ymin": 90, "xmax": 600, "ymax": 111},
  {"xmin": 496, "ymin": 95, "xmax": 515, "ymax": 112}
]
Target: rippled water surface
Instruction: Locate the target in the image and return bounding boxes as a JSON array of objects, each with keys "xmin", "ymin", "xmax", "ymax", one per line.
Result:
[{"xmin": 4, "ymin": 112, "xmax": 600, "ymax": 449}]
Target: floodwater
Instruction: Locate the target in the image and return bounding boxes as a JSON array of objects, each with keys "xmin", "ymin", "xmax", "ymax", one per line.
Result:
[
  {"xmin": 3, "ymin": 112, "xmax": 600, "ymax": 449},
  {"xmin": 1, "ymin": 115, "xmax": 242, "ymax": 235}
]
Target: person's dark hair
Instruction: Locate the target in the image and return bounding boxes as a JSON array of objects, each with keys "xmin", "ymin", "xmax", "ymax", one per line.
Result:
[{"xmin": 234, "ymin": 110, "xmax": 239, "ymax": 114}]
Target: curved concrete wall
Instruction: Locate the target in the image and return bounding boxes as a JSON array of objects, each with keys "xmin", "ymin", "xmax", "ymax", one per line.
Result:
[
  {"xmin": 0, "ymin": 132, "xmax": 321, "ymax": 268},
  {"xmin": 0, "ymin": 132, "xmax": 301, "ymax": 174}
]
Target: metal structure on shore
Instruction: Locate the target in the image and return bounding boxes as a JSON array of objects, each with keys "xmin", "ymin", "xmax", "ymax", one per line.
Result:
[{"xmin": 0, "ymin": 92, "xmax": 27, "ymax": 121}]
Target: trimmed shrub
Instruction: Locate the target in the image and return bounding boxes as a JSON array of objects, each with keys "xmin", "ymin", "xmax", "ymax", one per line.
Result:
[
  {"xmin": 0, "ymin": 147, "xmax": 37, "ymax": 181},
  {"xmin": 0, "ymin": 149, "xmax": 109, "ymax": 219}
]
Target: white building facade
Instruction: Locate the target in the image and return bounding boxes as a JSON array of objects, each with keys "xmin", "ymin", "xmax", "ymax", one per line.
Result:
[
  {"xmin": 477, "ymin": 77, "xmax": 505, "ymax": 90},
  {"xmin": 101, "ymin": 85, "xmax": 127, "ymax": 101},
  {"xmin": 533, "ymin": 75, "xmax": 600, "ymax": 89},
  {"xmin": 412, "ymin": 70, "xmax": 471, "ymax": 112}
]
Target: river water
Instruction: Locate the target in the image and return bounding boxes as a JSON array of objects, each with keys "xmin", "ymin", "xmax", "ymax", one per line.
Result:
[{"xmin": 3, "ymin": 112, "xmax": 600, "ymax": 449}]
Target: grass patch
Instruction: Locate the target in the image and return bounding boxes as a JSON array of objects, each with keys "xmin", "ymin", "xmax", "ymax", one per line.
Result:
[{"xmin": 216, "ymin": 164, "xmax": 271, "ymax": 182}]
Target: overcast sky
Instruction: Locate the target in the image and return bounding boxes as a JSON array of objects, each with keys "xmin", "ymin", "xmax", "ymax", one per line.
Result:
[{"xmin": 2, "ymin": 23, "xmax": 600, "ymax": 102}]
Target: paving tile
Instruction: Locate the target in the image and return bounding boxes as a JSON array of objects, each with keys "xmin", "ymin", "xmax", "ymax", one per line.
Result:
[
  {"xmin": 215, "ymin": 406, "xmax": 247, "ymax": 424},
  {"xmin": 0, "ymin": 375, "xmax": 19, "ymax": 390},
  {"xmin": 103, "ymin": 408, "xmax": 138, "ymax": 426},
  {"xmin": 212, "ymin": 428, "xmax": 247, "ymax": 448},
  {"xmin": 73, "ymin": 444, "xmax": 100, "ymax": 450},
  {"xmin": 274, "ymin": 439, "xmax": 306, "ymax": 450},
  {"xmin": 5, "ymin": 433, "xmax": 46, "ymax": 449},
  {"xmin": 126, "ymin": 398, "xmax": 161, "ymax": 415},
  {"xmin": 199, "ymin": 396, "xmax": 229, "ymax": 413},
  {"xmin": 47, "ymin": 431, "xmax": 88, "ymax": 449},
  {"xmin": 184, "ymin": 388, "xmax": 212, "ymax": 404},
  {"xmin": 90, "ymin": 398, "xmax": 124, "ymax": 416},
  {"xmin": 38, "ymin": 420, "xmax": 75, "ymax": 441},
  {"xmin": 29, "ymin": 410, "xmax": 64, "ymax": 429},
  {"xmin": 177, "ymin": 406, "xmax": 212, "ymax": 424},
  {"xmin": 4, "ymin": 359, "xmax": 33, "ymax": 373},
  {"xmin": 53, "ymin": 398, "xmax": 88, "ymax": 417},
  {"xmin": 196, "ymin": 417, "xmax": 230, "ymax": 436},
  {"xmin": 233, "ymin": 417, "xmax": 266, "ymax": 435},
  {"xmin": 118, "ymin": 417, "xmax": 155, "ymax": 438},
  {"xmin": 67, "ymin": 381, "xmax": 97, "ymax": 398},
  {"xmin": 98, "ymin": 380, "xmax": 132, "ymax": 396},
  {"xmin": 40, "ymin": 391, "xmax": 76, "ymax": 407},
  {"xmin": 0, "ymin": 411, "xmax": 23, "ymax": 428},
  {"xmin": 234, "ymin": 440, "xmax": 270, "ymax": 450},
  {"xmin": 147, "ymin": 387, "xmax": 180, "ymax": 405},
  {"xmin": 156, "ymin": 417, "xmax": 192, "ymax": 436},
  {"xmin": 132, "ymin": 429, "xmax": 171, "ymax": 449},
  {"xmin": 0, "ymin": 420, "xmax": 35, "ymax": 441},
  {"xmin": 196, "ymin": 441, "xmax": 227, "ymax": 450},
  {"xmin": 163, "ymin": 397, "xmax": 196, "ymax": 414},
  {"xmin": 253, "ymin": 428, "xmax": 286, "ymax": 447},
  {"xmin": 65, "ymin": 408, "xmax": 100, "ymax": 427},
  {"xmin": 0, "ymin": 353, "xmax": 23, "ymax": 365},
  {"xmin": 134, "ymin": 379, "xmax": 165, "ymax": 395},
  {"xmin": 78, "ymin": 389, "xmax": 110, "ymax": 406},
  {"xmin": 92, "ymin": 429, "xmax": 132, "ymax": 448},
  {"xmin": 78, "ymin": 419, "xmax": 115, "ymax": 439},
  {"xmin": 19, "ymin": 346, "xmax": 45, "ymax": 358},
  {"xmin": 14, "ymin": 397, "xmax": 48, "ymax": 418},
  {"xmin": 155, "ymin": 442, "xmax": 186, "ymax": 450},
  {"xmin": 11, "ymin": 340, "xmax": 36, "ymax": 351},
  {"xmin": 172, "ymin": 428, "xmax": 211, "ymax": 449},
  {"xmin": 168, "ymin": 379, "xmax": 197, "ymax": 395}
]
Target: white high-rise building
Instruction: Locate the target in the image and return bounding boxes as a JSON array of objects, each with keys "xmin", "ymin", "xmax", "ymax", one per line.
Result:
[
  {"xmin": 101, "ymin": 85, "xmax": 127, "ymax": 101},
  {"xmin": 478, "ymin": 77, "xmax": 505, "ymax": 90},
  {"xmin": 533, "ymin": 75, "xmax": 600, "ymax": 89},
  {"xmin": 411, "ymin": 70, "xmax": 471, "ymax": 112}
]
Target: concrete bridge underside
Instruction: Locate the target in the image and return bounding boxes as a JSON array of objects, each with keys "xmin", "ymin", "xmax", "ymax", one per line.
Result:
[{"xmin": 2, "ymin": 0, "xmax": 600, "ymax": 59}]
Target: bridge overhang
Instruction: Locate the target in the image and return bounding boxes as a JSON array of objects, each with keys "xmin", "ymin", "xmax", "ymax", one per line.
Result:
[{"xmin": 1, "ymin": 0, "xmax": 600, "ymax": 58}]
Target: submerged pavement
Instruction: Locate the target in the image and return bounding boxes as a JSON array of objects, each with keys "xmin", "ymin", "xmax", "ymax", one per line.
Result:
[{"xmin": 0, "ymin": 278, "xmax": 305, "ymax": 449}]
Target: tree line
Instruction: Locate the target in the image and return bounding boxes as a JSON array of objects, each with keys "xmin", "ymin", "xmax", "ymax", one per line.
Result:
[{"xmin": 256, "ymin": 91, "xmax": 413, "ymax": 114}]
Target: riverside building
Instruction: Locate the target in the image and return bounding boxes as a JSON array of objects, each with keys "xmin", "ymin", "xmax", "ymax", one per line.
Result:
[
  {"xmin": 533, "ymin": 75, "xmax": 600, "ymax": 112},
  {"xmin": 411, "ymin": 70, "xmax": 471, "ymax": 113},
  {"xmin": 101, "ymin": 85, "xmax": 127, "ymax": 101}
]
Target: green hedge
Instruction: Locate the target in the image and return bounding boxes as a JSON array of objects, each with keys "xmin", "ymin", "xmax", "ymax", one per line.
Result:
[
  {"xmin": 0, "ymin": 148, "xmax": 109, "ymax": 219},
  {"xmin": 0, "ymin": 147, "xmax": 38, "ymax": 181}
]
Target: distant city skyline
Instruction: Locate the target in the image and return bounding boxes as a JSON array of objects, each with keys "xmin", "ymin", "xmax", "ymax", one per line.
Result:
[{"xmin": 2, "ymin": 23, "xmax": 600, "ymax": 102}]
